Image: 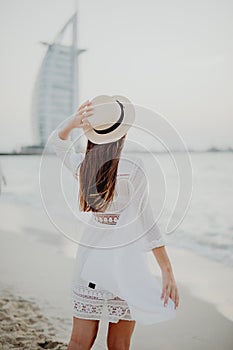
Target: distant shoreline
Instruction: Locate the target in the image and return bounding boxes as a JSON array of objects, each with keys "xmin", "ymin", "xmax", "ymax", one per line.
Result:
[{"xmin": 1, "ymin": 148, "xmax": 233, "ymax": 155}]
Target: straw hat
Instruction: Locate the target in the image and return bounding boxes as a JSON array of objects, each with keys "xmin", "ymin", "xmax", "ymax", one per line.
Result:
[{"xmin": 82, "ymin": 94, "xmax": 135, "ymax": 144}]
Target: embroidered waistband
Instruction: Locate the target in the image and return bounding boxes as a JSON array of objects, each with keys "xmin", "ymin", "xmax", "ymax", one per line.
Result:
[{"xmin": 93, "ymin": 213, "xmax": 120, "ymax": 225}]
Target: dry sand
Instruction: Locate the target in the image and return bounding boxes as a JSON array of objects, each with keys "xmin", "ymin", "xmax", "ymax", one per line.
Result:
[{"xmin": 0, "ymin": 289, "xmax": 67, "ymax": 350}]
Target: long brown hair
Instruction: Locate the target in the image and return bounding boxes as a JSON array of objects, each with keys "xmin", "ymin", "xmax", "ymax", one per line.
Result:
[{"xmin": 78, "ymin": 134, "xmax": 126, "ymax": 212}]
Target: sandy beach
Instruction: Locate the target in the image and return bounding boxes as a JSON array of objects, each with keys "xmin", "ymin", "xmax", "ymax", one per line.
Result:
[
  {"xmin": 0, "ymin": 200, "xmax": 233, "ymax": 349},
  {"xmin": 0, "ymin": 288, "xmax": 67, "ymax": 350}
]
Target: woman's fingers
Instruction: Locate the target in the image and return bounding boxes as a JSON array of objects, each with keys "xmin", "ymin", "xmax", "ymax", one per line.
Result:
[
  {"xmin": 164, "ymin": 285, "xmax": 171, "ymax": 307},
  {"xmin": 78, "ymin": 105, "xmax": 93, "ymax": 115},
  {"xmin": 79, "ymin": 113, "xmax": 94, "ymax": 127},
  {"xmin": 161, "ymin": 284, "xmax": 167, "ymax": 303},
  {"xmin": 174, "ymin": 289, "xmax": 179, "ymax": 309},
  {"xmin": 161, "ymin": 277, "xmax": 179, "ymax": 309},
  {"xmin": 81, "ymin": 111, "xmax": 94, "ymax": 119},
  {"xmin": 78, "ymin": 100, "xmax": 89, "ymax": 111},
  {"xmin": 164, "ymin": 286, "xmax": 179, "ymax": 309},
  {"xmin": 78, "ymin": 100, "xmax": 92, "ymax": 111},
  {"xmin": 80, "ymin": 120, "xmax": 90, "ymax": 127},
  {"xmin": 170, "ymin": 286, "xmax": 176, "ymax": 308},
  {"xmin": 161, "ymin": 286, "xmax": 166, "ymax": 300},
  {"xmin": 76, "ymin": 100, "xmax": 94, "ymax": 127},
  {"xmin": 71, "ymin": 109, "xmax": 94, "ymax": 128}
]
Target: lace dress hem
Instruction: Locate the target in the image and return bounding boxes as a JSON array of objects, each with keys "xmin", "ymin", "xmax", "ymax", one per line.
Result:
[{"xmin": 70, "ymin": 286, "xmax": 135, "ymax": 323}]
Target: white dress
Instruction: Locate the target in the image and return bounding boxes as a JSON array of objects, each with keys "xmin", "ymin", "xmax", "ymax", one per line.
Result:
[{"xmin": 50, "ymin": 129, "xmax": 176, "ymax": 325}]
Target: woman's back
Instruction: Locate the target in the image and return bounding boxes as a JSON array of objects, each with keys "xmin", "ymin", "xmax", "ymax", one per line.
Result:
[
  {"xmin": 92, "ymin": 153, "xmax": 139, "ymax": 221},
  {"xmin": 50, "ymin": 128, "xmax": 165, "ymax": 251},
  {"xmin": 50, "ymin": 128, "xmax": 141, "ymax": 220}
]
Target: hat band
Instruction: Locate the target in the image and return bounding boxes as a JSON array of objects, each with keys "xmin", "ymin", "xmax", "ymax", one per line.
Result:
[{"xmin": 93, "ymin": 100, "xmax": 124, "ymax": 135}]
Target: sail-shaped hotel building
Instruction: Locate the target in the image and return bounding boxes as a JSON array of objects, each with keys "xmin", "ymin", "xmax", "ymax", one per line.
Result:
[{"xmin": 31, "ymin": 12, "xmax": 86, "ymax": 150}]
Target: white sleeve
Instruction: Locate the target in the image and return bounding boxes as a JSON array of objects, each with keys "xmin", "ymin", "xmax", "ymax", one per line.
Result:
[
  {"xmin": 132, "ymin": 158, "xmax": 165, "ymax": 252},
  {"xmin": 50, "ymin": 129, "xmax": 85, "ymax": 177}
]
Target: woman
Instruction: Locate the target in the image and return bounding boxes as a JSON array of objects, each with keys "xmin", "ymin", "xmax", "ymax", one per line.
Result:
[{"xmin": 50, "ymin": 95, "xmax": 179, "ymax": 350}]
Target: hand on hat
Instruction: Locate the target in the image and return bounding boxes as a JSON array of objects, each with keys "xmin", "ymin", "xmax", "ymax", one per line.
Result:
[{"xmin": 71, "ymin": 100, "xmax": 94, "ymax": 129}]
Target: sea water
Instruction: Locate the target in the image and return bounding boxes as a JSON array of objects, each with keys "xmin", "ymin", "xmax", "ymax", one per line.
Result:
[{"xmin": 0, "ymin": 152, "xmax": 232, "ymax": 267}]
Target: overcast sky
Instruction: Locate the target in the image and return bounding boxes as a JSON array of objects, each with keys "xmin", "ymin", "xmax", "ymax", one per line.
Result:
[{"xmin": 0, "ymin": 0, "xmax": 232, "ymax": 151}]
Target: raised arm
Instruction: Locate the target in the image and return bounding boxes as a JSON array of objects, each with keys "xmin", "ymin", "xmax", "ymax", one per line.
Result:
[
  {"xmin": 59, "ymin": 99, "xmax": 93, "ymax": 140},
  {"xmin": 50, "ymin": 100, "xmax": 94, "ymax": 177}
]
